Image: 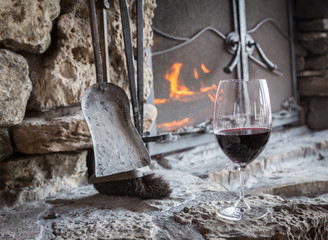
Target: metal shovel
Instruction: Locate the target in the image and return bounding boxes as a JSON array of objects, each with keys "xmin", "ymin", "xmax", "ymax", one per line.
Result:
[{"xmin": 82, "ymin": 0, "xmax": 149, "ymax": 183}]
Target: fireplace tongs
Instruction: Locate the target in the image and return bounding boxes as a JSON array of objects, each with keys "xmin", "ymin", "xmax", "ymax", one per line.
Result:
[{"xmin": 82, "ymin": 0, "xmax": 150, "ymax": 184}]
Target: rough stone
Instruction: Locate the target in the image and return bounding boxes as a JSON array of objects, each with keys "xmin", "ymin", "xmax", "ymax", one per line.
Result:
[
  {"xmin": 305, "ymin": 54, "xmax": 328, "ymax": 70},
  {"xmin": 297, "ymin": 18, "xmax": 328, "ymax": 32},
  {"xmin": 143, "ymin": 103, "xmax": 158, "ymax": 131},
  {"xmin": 174, "ymin": 195, "xmax": 328, "ymax": 240},
  {"xmin": 12, "ymin": 105, "xmax": 158, "ymax": 154},
  {"xmin": 297, "ymin": 32, "xmax": 328, "ymax": 55},
  {"xmin": 306, "ymin": 97, "xmax": 328, "ymax": 130},
  {"xmin": 296, "ymin": 56, "xmax": 305, "ymax": 71},
  {"xmin": 0, "ymin": 201, "xmax": 51, "ymax": 240},
  {"xmin": 0, "ymin": 0, "xmax": 60, "ymax": 53},
  {"xmin": 27, "ymin": 0, "xmax": 156, "ymax": 111},
  {"xmin": 27, "ymin": 10, "xmax": 96, "ymax": 111},
  {"xmin": 299, "ymin": 77, "xmax": 328, "ymax": 96},
  {"xmin": 0, "ymin": 49, "xmax": 32, "ymax": 127},
  {"xmin": 0, "ymin": 128, "xmax": 13, "ymax": 162},
  {"xmin": 0, "ymin": 151, "xmax": 88, "ymax": 209},
  {"xmin": 12, "ymin": 106, "xmax": 92, "ymax": 154},
  {"xmin": 294, "ymin": 42, "xmax": 308, "ymax": 57},
  {"xmin": 297, "ymin": 69, "xmax": 328, "ymax": 78}
]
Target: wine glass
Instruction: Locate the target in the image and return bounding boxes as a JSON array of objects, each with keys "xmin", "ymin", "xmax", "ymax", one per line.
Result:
[{"xmin": 213, "ymin": 79, "xmax": 272, "ymax": 221}]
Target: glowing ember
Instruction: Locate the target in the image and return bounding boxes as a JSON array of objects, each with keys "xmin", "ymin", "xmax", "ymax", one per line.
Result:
[{"xmin": 157, "ymin": 117, "xmax": 191, "ymax": 132}]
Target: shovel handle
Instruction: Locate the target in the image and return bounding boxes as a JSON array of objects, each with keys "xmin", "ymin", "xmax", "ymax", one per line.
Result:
[
  {"xmin": 137, "ymin": 0, "xmax": 144, "ymax": 135},
  {"xmin": 88, "ymin": 0, "xmax": 103, "ymax": 83},
  {"xmin": 120, "ymin": 0, "xmax": 142, "ymax": 134}
]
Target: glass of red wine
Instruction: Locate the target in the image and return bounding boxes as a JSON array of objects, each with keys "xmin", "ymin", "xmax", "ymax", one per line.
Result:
[{"xmin": 213, "ymin": 79, "xmax": 272, "ymax": 221}]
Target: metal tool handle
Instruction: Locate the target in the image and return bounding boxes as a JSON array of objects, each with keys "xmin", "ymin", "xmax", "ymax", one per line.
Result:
[
  {"xmin": 98, "ymin": 0, "xmax": 111, "ymax": 83},
  {"xmin": 88, "ymin": 0, "xmax": 103, "ymax": 83},
  {"xmin": 137, "ymin": 0, "xmax": 144, "ymax": 135},
  {"xmin": 120, "ymin": 0, "xmax": 142, "ymax": 134}
]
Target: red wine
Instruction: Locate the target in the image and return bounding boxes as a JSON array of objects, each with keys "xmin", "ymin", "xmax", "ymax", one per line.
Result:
[{"xmin": 215, "ymin": 128, "xmax": 271, "ymax": 166}]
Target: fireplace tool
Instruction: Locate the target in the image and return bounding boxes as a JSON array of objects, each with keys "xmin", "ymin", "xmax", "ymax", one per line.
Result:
[{"xmin": 82, "ymin": 0, "xmax": 171, "ymax": 198}]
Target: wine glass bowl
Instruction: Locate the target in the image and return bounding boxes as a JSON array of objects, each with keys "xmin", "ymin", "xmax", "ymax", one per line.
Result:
[{"xmin": 213, "ymin": 79, "xmax": 272, "ymax": 221}]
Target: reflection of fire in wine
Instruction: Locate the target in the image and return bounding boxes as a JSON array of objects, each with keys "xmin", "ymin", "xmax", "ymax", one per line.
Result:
[{"xmin": 155, "ymin": 62, "xmax": 218, "ymax": 131}]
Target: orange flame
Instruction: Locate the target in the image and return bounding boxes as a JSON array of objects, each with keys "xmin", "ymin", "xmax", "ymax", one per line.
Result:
[
  {"xmin": 193, "ymin": 68, "xmax": 199, "ymax": 79},
  {"xmin": 166, "ymin": 63, "xmax": 194, "ymax": 98},
  {"xmin": 157, "ymin": 117, "xmax": 191, "ymax": 132},
  {"xmin": 154, "ymin": 63, "xmax": 218, "ymax": 130},
  {"xmin": 201, "ymin": 63, "xmax": 210, "ymax": 73},
  {"xmin": 200, "ymin": 83, "xmax": 217, "ymax": 93},
  {"xmin": 154, "ymin": 98, "xmax": 168, "ymax": 104}
]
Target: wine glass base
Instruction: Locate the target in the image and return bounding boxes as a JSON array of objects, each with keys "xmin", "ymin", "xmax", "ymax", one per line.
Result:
[{"xmin": 217, "ymin": 205, "xmax": 268, "ymax": 221}]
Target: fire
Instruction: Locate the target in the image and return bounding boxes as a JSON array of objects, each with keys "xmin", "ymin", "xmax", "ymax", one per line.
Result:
[
  {"xmin": 157, "ymin": 117, "xmax": 191, "ymax": 132},
  {"xmin": 155, "ymin": 62, "xmax": 219, "ymax": 131},
  {"xmin": 201, "ymin": 63, "xmax": 210, "ymax": 73},
  {"xmin": 165, "ymin": 63, "xmax": 194, "ymax": 99},
  {"xmin": 193, "ymin": 68, "xmax": 199, "ymax": 79},
  {"xmin": 154, "ymin": 98, "xmax": 168, "ymax": 104}
]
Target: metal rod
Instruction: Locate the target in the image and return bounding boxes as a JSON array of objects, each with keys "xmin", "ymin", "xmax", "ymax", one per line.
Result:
[
  {"xmin": 236, "ymin": 0, "xmax": 249, "ymax": 80},
  {"xmin": 88, "ymin": 0, "xmax": 103, "ymax": 83},
  {"xmin": 120, "ymin": 0, "xmax": 141, "ymax": 134},
  {"xmin": 100, "ymin": 0, "xmax": 111, "ymax": 83},
  {"xmin": 137, "ymin": 0, "xmax": 144, "ymax": 134},
  {"xmin": 232, "ymin": 0, "xmax": 242, "ymax": 78}
]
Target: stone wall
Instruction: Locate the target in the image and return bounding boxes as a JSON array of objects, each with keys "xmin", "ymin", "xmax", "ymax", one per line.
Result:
[
  {"xmin": 295, "ymin": 0, "xmax": 328, "ymax": 130},
  {"xmin": 0, "ymin": 0, "xmax": 156, "ymax": 208}
]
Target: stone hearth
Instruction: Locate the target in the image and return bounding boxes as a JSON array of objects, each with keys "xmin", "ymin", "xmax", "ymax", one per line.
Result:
[{"xmin": 0, "ymin": 126, "xmax": 328, "ymax": 239}]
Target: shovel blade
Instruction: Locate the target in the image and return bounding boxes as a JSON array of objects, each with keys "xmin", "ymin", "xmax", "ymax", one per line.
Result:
[{"xmin": 81, "ymin": 82, "xmax": 150, "ymax": 178}]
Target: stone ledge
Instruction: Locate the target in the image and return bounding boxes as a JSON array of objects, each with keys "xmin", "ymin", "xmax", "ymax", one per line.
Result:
[
  {"xmin": 299, "ymin": 77, "xmax": 328, "ymax": 96},
  {"xmin": 174, "ymin": 195, "xmax": 328, "ymax": 240}
]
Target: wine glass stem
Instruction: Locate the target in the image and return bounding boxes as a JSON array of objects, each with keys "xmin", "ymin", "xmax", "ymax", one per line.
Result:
[
  {"xmin": 239, "ymin": 166, "xmax": 245, "ymax": 202},
  {"xmin": 234, "ymin": 166, "xmax": 250, "ymax": 211}
]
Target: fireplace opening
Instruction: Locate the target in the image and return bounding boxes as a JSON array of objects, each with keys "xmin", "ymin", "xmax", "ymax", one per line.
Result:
[{"xmin": 147, "ymin": 0, "xmax": 299, "ymax": 156}]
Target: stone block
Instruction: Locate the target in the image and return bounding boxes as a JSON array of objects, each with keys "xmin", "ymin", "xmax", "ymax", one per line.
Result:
[
  {"xmin": 297, "ymin": 32, "xmax": 328, "ymax": 55},
  {"xmin": 306, "ymin": 97, "xmax": 328, "ymax": 130},
  {"xmin": 12, "ymin": 107, "xmax": 92, "ymax": 154},
  {"xmin": 12, "ymin": 105, "xmax": 158, "ymax": 154},
  {"xmin": 304, "ymin": 54, "xmax": 328, "ymax": 70},
  {"xmin": 0, "ymin": 49, "xmax": 32, "ymax": 127},
  {"xmin": 297, "ymin": 18, "xmax": 328, "ymax": 32},
  {"xmin": 295, "ymin": 42, "xmax": 308, "ymax": 57},
  {"xmin": 299, "ymin": 77, "xmax": 328, "ymax": 96},
  {"xmin": 0, "ymin": 0, "xmax": 60, "ymax": 53},
  {"xmin": 27, "ymin": 0, "xmax": 156, "ymax": 111},
  {"xmin": 0, "ymin": 151, "xmax": 88, "ymax": 208},
  {"xmin": 0, "ymin": 129, "xmax": 13, "ymax": 162},
  {"xmin": 296, "ymin": 56, "xmax": 305, "ymax": 71}
]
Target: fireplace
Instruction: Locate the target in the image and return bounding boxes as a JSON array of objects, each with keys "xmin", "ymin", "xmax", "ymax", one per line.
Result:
[{"xmin": 147, "ymin": 0, "xmax": 299, "ymax": 155}]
